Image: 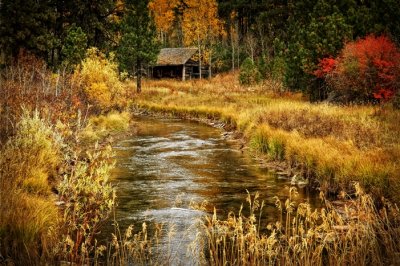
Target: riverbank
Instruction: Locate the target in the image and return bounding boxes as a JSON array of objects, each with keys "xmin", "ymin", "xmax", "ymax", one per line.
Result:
[
  {"xmin": 137, "ymin": 74, "xmax": 400, "ymax": 203},
  {"xmin": 0, "ymin": 110, "xmax": 132, "ymax": 264}
]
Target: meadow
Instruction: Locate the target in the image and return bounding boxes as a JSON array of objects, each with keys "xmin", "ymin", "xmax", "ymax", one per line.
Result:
[{"xmin": 139, "ymin": 73, "xmax": 400, "ymax": 203}]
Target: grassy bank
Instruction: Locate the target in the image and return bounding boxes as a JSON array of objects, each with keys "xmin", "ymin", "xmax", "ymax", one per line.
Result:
[
  {"xmin": 138, "ymin": 74, "xmax": 400, "ymax": 203},
  {"xmin": 0, "ymin": 52, "xmax": 134, "ymax": 263},
  {"xmin": 0, "ymin": 110, "xmax": 131, "ymax": 264}
]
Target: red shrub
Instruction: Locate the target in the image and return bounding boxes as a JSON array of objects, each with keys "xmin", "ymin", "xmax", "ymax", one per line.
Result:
[
  {"xmin": 0, "ymin": 51, "xmax": 86, "ymax": 141},
  {"xmin": 315, "ymin": 35, "xmax": 400, "ymax": 103},
  {"xmin": 314, "ymin": 57, "xmax": 337, "ymax": 78}
]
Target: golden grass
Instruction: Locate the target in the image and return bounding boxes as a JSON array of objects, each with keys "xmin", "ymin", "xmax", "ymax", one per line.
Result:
[
  {"xmin": 0, "ymin": 111, "xmax": 62, "ymax": 263},
  {"xmin": 138, "ymin": 73, "xmax": 400, "ymax": 202},
  {"xmin": 99, "ymin": 185, "xmax": 400, "ymax": 265},
  {"xmin": 80, "ymin": 111, "xmax": 131, "ymax": 144},
  {"xmin": 196, "ymin": 186, "xmax": 400, "ymax": 265}
]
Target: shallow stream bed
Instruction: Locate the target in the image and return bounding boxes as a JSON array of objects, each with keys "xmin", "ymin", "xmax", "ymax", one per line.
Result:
[{"xmin": 105, "ymin": 116, "xmax": 319, "ymax": 264}]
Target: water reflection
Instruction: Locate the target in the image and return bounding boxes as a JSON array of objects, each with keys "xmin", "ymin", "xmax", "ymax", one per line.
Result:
[{"xmin": 106, "ymin": 116, "xmax": 319, "ymax": 263}]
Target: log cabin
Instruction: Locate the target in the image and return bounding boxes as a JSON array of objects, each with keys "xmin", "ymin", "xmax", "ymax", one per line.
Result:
[{"xmin": 152, "ymin": 48, "xmax": 209, "ymax": 80}]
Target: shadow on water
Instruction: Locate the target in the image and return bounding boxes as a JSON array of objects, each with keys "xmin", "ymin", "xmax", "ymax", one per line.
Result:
[{"xmin": 103, "ymin": 115, "xmax": 320, "ymax": 263}]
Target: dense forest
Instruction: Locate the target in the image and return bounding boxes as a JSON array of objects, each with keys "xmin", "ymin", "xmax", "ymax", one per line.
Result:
[
  {"xmin": 1, "ymin": 0, "xmax": 399, "ymax": 99},
  {"xmin": 1, "ymin": 0, "xmax": 400, "ymax": 265}
]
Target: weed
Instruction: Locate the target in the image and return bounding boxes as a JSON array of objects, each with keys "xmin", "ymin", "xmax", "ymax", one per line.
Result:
[{"xmin": 197, "ymin": 185, "xmax": 400, "ymax": 265}]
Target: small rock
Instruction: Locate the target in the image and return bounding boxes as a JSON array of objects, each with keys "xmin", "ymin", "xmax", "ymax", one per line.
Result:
[
  {"xmin": 290, "ymin": 174, "xmax": 309, "ymax": 187},
  {"xmin": 55, "ymin": 201, "xmax": 65, "ymax": 206},
  {"xmin": 277, "ymin": 175, "xmax": 288, "ymax": 180}
]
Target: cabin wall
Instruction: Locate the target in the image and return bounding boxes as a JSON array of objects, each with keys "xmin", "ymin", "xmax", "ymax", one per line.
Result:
[
  {"xmin": 152, "ymin": 65, "xmax": 183, "ymax": 79},
  {"xmin": 152, "ymin": 64, "xmax": 209, "ymax": 80}
]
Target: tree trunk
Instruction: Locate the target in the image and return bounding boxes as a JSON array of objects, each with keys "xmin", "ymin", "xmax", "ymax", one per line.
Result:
[
  {"xmin": 231, "ymin": 27, "xmax": 235, "ymax": 71},
  {"xmin": 136, "ymin": 60, "xmax": 142, "ymax": 93},
  {"xmin": 209, "ymin": 50, "xmax": 212, "ymax": 79},
  {"xmin": 198, "ymin": 38, "xmax": 202, "ymax": 80}
]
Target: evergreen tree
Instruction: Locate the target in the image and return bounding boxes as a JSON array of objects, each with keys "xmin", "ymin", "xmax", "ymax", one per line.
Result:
[
  {"xmin": 58, "ymin": 0, "xmax": 118, "ymax": 50},
  {"xmin": 0, "ymin": 0, "xmax": 120, "ymax": 65},
  {"xmin": 239, "ymin": 57, "xmax": 261, "ymax": 85},
  {"xmin": 0, "ymin": 0, "xmax": 58, "ymax": 61},
  {"xmin": 61, "ymin": 26, "xmax": 88, "ymax": 68},
  {"xmin": 284, "ymin": 1, "xmax": 351, "ymax": 96},
  {"xmin": 117, "ymin": 0, "xmax": 159, "ymax": 93}
]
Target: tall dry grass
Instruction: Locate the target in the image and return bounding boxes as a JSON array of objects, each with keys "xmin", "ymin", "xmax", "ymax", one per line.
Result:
[
  {"xmin": 0, "ymin": 111, "xmax": 62, "ymax": 264},
  {"xmin": 197, "ymin": 186, "xmax": 400, "ymax": 265},
  {"xmin": 90, "ymin": 186, "xmax": 400, "ymax": 265}
]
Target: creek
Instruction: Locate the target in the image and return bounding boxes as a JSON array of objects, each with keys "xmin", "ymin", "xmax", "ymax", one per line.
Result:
[{"xmin": 106, "ymin": 115, "xmax": 319, "ymax": 264}]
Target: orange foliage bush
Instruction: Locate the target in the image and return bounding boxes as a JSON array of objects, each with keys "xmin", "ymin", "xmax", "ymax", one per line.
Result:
[
  {"xmin": 315, "ymin": 35, "xmax": 400, "ymax": 103},
  {"xmin": 0, "ymin": 50, "xmax": 85, "ymax": 142}
]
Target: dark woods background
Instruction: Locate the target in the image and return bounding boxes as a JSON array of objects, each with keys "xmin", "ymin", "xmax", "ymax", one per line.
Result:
[{"xmin": 1, "ymin": 0, "xmax": 399, "ymax": 98}]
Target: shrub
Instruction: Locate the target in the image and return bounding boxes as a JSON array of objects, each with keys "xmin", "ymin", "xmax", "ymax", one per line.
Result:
[
  {"xmin": 239, "ymin": 58, "xmax": 261, "ymax": 85},
  {"xmin": 0, "ymin": 51, "xmax": 84, "ymax": 141},
  {"xmin": 57, "ymin": 144, "xmax": 115, "ymax": 263},
  {"xmin": 76, "ymin": 48, "xmax": 129, "ymax": 112},
  {"xmin": 315, "ymin": 35, "xmax": 400, "ymax": 103}
]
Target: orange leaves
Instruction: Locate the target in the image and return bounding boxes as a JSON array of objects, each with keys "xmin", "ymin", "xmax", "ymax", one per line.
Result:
[
  {"xmin": 182, "ymin": 0, "xmax": 225, "ymax": 46},
  {"xmin": 148, "ymin": 0, "xmax": 178, "ymax": 33}
]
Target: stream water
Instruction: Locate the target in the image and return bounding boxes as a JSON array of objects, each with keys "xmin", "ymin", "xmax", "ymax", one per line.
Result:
[{"xmin": 106, "ymin": 116, "xmax": 319, "ymax": 264}]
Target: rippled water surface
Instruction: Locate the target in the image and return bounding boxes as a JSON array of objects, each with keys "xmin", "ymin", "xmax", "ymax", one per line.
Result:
[{"xmin": 106, "ymin": 116, "xmax": 319, "ymax": 264}]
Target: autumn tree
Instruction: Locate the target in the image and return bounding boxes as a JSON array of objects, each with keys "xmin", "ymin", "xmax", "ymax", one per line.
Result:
[
  {"xmin": 182, "ymin": 0, "xmax": 225, "ymax": 78},
  {"xmin": 117, "ymin": 0, "xmax": 159, "ymax": 93},
  {"xmin": 148, "ymin": 0, "xmax": 180, "ymax": 46}
]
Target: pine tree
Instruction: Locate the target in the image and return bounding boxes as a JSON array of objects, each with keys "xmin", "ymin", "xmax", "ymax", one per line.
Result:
[
  {"xmin": 0, "ymin": 0, "xmax": 58, "ymax": 61},
  {"xmin": 61, "ymin": 26, "xmax": 88, "ymax": 68},
  {"xmin": 117, "ymin": 0, "xmax": 159, "ymax": 93}
]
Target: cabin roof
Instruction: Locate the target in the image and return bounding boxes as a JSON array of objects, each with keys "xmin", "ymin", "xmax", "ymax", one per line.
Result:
[{"xmin": 156, "ymin": 48, "xmax": 198, "ymax": 66}]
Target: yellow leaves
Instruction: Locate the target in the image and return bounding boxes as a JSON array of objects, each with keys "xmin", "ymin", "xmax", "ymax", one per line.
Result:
[
  {"xmin": 182, "ymin": 0, "xmax": 225, "ymax": 46},
  {"xmin": 85, "ymin": 82, "xmax": 112, "ymax": 109},
  {"xmin": 149, "ymin": 0, "xmax": 225, "ymax": 48},
  {"xmin": 77, "ymin": 48, "xmax": 128, "ymax": 111},
  {"xmin": 148, "ymin": 0, "xmax": 179, "ymax": 32}
]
